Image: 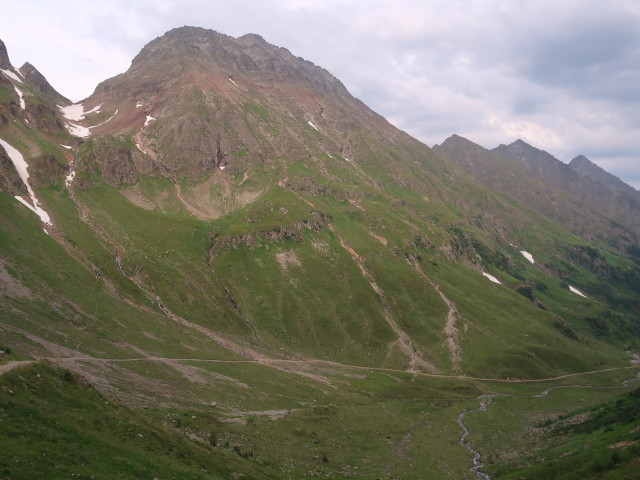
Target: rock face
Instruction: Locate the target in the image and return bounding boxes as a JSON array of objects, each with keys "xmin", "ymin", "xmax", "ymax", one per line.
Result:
[
  {"xmin": 0, "ymin": 39, "xmax": 12, "ymax": 70},
  {"xmin": 569, "ymin": 155, "xmax": 638, "ymax": 195},
  {"xmin": 28, "ymin": 154, "xmax": 70, "ymax": 188},
  {"xmin": 20, "ymin": 62, "xmax": 71, "ymax": 107},
  {"xmin": 84, "ymin": 138, "xmax": 140, "ymax": 187}
]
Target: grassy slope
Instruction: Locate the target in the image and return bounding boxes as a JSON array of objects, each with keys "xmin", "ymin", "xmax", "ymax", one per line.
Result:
[{"xmin": 0, "ymin": 362, "xmax": 285, "ymax": 480}]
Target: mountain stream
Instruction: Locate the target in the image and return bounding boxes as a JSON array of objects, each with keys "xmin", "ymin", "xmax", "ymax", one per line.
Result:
[{"xmin": 457, "ymin": 370, "xmax": 640, "ymax": 479}]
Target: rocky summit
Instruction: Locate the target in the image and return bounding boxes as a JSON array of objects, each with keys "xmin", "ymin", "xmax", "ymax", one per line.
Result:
[{"xmin": 1, "ymin": 26, "xmax": 639, "ymax": 480}]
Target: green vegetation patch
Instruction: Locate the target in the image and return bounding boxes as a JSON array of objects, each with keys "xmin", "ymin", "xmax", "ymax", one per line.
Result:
[{"xmin": 0, "ymin": 362, "xmax": 285, "ymax": 480}]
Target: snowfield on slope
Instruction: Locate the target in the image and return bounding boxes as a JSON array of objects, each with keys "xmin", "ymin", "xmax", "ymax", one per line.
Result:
[
  {"xmin": 59, "ymin": 103, "xmax": 102, "ymax": 121},
  {"xmin": 14, "ymin": 86, "xmax": 25, "ymax": 109},
  {"xmin": 520, "ymin": 250, "xmax": 535, "ymax": 264},
  {"xmin": 482, "ymin": 272, "xmax": 501, "ymax": 284},
  {"xmin": 568, "ymin": 285, "xmax": 587, "ymax": 298},
  {"xmin": 58, "ymin": 103, "xmax": 106, "ymax": 138},
  {"xmin": 1, "ymin": 68, "xmax": 23, "ymax": 83},
  {"xmin": 0, "ymin": 138, "xmax": 52, "ymax": 225},
  {"xmin": 91, "ymin": 109, "xmax": 118, "ymax": 128}
]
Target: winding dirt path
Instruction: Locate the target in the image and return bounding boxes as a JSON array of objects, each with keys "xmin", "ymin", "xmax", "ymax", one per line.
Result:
[
  {"xmin": 2, "ymin": 344, "xmax": 638, "ymax": 387},
  {"xmin": 0, "ymin": 360, "xmax": 37, "ymax": 375}
]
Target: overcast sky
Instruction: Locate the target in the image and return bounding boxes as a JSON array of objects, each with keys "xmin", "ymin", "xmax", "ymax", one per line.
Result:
[{"xmin": 1, "ymin": 0, "xmax": 639, "ymax": 188}]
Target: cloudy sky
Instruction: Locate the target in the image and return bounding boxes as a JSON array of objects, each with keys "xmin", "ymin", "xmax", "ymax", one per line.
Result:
[{"xmin": 2, "ymin": 0, "xmax": 639, "ymax": 188}]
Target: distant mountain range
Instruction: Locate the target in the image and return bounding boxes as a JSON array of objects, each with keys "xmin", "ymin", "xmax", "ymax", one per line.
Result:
[
  {"xmin": 569, "ymin": 154, "xmax": 638, "ymax": 195},
  {"xmin": 434, "ymin": 135, "xmax": 640, "ymax": 244}
]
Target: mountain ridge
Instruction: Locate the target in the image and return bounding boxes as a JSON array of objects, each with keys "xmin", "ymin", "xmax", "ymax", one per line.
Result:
[
  {"xmin": 434, "ymin": 134, "xmax": 638, "ymax": 247},
  {"xmin": 570, "ymin": 154, "xmax": 639, "ymax": 195},
  {"xmin": 19, "ymin": 61, "xmax": 71, "ymax": 106},
  {"xmin": 492, "ymin": 139, "xmax": 640, "ymax": 237}
]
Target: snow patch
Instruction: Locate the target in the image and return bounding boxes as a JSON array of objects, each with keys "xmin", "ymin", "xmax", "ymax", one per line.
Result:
[
  {"xmin": 90, "ymin": 109, "xmax": 118, "ymax": 129},
  {"xmin": 568, "ymin": 285, "xmax": 587, "ymax": 298},
  {"xmin": 0, "ymin": 138, "xmax": 52, "ymax": 225},
  {"xmin": 219, "ymin": 165, "xmax": 226, "ymax": 171},
  {"xmin": 144, "ymin": 115, "xmax": 156, "ymax": 126},
  {"xmin": 520, "ymin": 250, "xmax": 535, "ymax": 264},
  {"xmin": 58, "ymin": 103, "xmax": 108, "ymax": 138},
  {"xmin": 135, "ymin": 143, "xmax": 144, "ymax": 153},
  {"xmin": 228, "ymin": 78, "xmax": 238, "ymax": 87},
  {"xmin": 65, "ymin": 169, "xmax": 76, "ymax": 188},
  {"xmin": 482, "ymin": 272, "xmax": 501, "ymax": 284},
  {"xmin": 308, "ymin": 121, "xmax": 319, "ymax": 131},
  {"xmin": 59, "ymin": 103, "xmax": 86, "ymax": 121},
  {"xmin": 65, "ymin": 155, "xmax": 76, "ymax": 188},
  {"xmin": 14, "ymin": 86, "xmax": 25, "ymax": 109},
  {"xmin": 1, "ymin": 68, "xmax": 22, "ymax": 83},
  {"xmin": 136, "ymin": 102, "xmax": 144, "ymax": 108},
  {"xmin": 84, "ymin": 103, "xmax": 102, "ymax": 115},
  {"xmin": 59, "ymin": 144, "xmax": 73, "ymax": 150},
  {"xmin": 66, "ymin": 123, "xmax": 90, "ymax": 138}
]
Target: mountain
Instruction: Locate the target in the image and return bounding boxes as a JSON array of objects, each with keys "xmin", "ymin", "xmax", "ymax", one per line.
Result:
[
  {"xmin": 0, "ymin": 39, "xmax": 12, "ymax": 70},
  {"xmin": 493, "ymin": 140, "xmax": 640, "ymax": 237},
  {"xmin": 1, "ymin": 27, "xmax": 640, "ymax": 479},
  {"xmin": 73, "ymin": 27, "xmax": 402, "ymax": 182},
  {"xmin": 570, "ymin": 154, "xmax": 639, "ymax": 195},
  {"xmin": 19, "ymin": 61, "xmax": 71, "ymax": 107},
  {"xmin": 434, "ymin": 135, "xmax": 637, "ymax": 248}
]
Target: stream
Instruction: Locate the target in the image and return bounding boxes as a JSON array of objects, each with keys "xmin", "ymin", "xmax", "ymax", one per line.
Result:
[{"xmin": 457, "ymin": 371, "xmax": 640, "ymax": 479}]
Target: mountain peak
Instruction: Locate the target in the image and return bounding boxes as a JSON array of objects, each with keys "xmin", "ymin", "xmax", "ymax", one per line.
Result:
[
  {"xmin": 570, "ymin": 155, "xmax": 638, "ymax": 194},
  {"xmin": 437, "ymin": 134, "xmax": 483, "ymax": 151},
  {"xmin": 0, "ymin": 38, "xmax": 13, "ymax": 70},
  {"xmin": 493, "ymin": 139, "xmax": 554, "ymax": 164},
  {"xmin": 237, "ymin": 33, "xmax": 268, "ymax": 45},
  {"xmin": 507, "ymin": 138, "xmax": 541, "ymax": 152},
  {"xmin": 120, "ymin": 26, "xmax": 345, "ymax": 94},
  {"xmin": 570, "ymin": 154, "xmax": 590, "ymax": 165},
  {"xmin": 86, "ymin": 25, "xmax": 387, "ymax": 179},
  {"xmin": 19, "ymin": 62, "xmax": 71, "ymax": 106}
]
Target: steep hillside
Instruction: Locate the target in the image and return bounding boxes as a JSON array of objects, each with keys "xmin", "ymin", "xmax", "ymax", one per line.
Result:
[{"xmin": 1, "ymin": 28, "xmax": 639, "ymax": 479}]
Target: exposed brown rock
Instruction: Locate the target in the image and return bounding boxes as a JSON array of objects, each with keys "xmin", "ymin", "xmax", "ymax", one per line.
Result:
[{"xmin": 28, "ymin": 154, "xmax": 69, "ymax": 187}]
